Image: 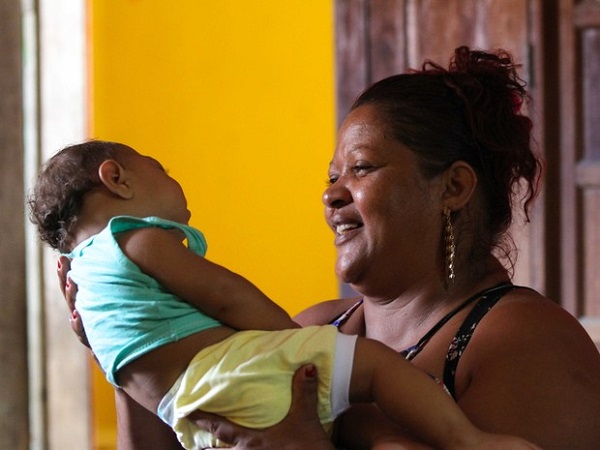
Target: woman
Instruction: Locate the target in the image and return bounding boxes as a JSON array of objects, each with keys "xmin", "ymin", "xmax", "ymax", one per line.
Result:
[{"xmin": 61, "ymin": 47, "xmax": 600, "ymax": 449}]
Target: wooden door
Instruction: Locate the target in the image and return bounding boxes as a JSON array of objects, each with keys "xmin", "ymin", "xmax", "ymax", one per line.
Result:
[{"xmin": 559, "ymin": 0, "xmax": 600, "ymax": 344}]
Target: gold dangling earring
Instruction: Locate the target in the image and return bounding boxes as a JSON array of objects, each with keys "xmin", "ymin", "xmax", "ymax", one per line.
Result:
[{"xmin": 444, "ymin": 207, "xmax": 456, "ymax": 285}]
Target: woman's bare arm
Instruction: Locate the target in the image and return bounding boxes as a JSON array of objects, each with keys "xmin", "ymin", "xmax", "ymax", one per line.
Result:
[
  {"xmin": 58, "ymin": 256, "xmax": 182, "ymax": 450},
  {"xmin": 452, "ymin": 293, "xmax": 600, "ymax": 449},
  {"xmin": 337, "ymin": 404, "xmax": 434, "ymax": 450},
  {"xmin": 115, "ymin": 389, "xmax": 183, "ymax": 450}
]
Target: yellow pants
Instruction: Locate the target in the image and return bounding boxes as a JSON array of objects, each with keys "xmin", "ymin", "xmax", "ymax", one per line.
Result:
[{"xmin": 157, "ymin": 325, "xmax": 357, "ymax": 449}]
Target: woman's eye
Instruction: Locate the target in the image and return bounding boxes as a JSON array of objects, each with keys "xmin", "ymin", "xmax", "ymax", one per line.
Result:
[{"xmin": 352, "ymin": 164, "xmax": 373, "ymax": 175}]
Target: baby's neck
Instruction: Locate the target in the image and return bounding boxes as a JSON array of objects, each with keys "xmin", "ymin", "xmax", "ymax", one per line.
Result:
[
  {"xmin": 70, "ymin": 192, "xmax": 130, "ymax": 250},
  {"xmin": 70, "ymin": 220, "xmax": 108, "ymax": 249}
]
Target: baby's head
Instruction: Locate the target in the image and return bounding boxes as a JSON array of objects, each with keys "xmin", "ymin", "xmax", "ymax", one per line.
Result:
[{"xmin": 28, "ymin": 140, "xmax": 131, "ymax": 252}]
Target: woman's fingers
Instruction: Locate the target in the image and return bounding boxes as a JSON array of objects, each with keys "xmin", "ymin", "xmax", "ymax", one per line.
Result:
[
  {"xmin": 187, "ymin": 364, "xmax": 333, "ymax": 450},
  {"xmin": 186, "ymin": 410, "xmax": 242, "ymax": 449},
  {"xmin": 69, "ymin": 308, "xmax": 90, "ymax": 347},
  {"xmin": 57, "ymin": 255, "xmax": 71, "ymax": 299},
  {"xmin": 57, "ymin": 256, "xmax": 90, "ymax": 347},
  {"xmin": 287, "ymin": 363, "xmax": 321, "ymax": 421}
]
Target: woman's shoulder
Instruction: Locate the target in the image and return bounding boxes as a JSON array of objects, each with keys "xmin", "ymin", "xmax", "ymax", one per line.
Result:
[
  {"xmin": 458, "ymin": 285, "xmax": 600, "ymax": 397},
  {"xmin": 293, "ymin": 297, "xmax": 362, "ymax": 327},
  {"xmin": 486, "ymin": 286, "xmax": 591, "ymax": 336},
  {"xmin": 455, "ymin": 286, "xmax": 600, "ymax": 447},
  {"xmin": 472, "ymin": 286, "xmax": 597, "ymax": 354}
]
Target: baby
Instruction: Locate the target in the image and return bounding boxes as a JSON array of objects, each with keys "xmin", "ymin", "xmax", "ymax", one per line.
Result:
[{"xmin": 29, "ymin": 140, "xmax": 540, "ymax": 450}]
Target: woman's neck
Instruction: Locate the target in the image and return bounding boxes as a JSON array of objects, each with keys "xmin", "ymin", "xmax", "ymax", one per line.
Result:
[{"xmin": 360, "ymin": 262, "xmax": 509, "ymax": 351}]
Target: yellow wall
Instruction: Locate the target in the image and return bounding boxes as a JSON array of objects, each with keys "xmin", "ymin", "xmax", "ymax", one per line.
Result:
[{"xmin": 89, "ymin": 1, "xmax": 337, "ymax": 447}]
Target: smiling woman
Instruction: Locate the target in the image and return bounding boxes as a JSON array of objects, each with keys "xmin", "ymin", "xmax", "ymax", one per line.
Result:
[{"xmin": 175, "ymin": 47, "xmax": 600, "ymax": 450}]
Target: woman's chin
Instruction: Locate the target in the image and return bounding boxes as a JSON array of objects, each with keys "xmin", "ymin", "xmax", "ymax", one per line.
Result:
[{"xmin": 336, "ymin": 258, "xmax": 362, "ymax": 288}]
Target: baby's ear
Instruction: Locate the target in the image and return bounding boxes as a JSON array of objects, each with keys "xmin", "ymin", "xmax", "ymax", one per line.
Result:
[{"xmin": 98, "ymin": 160, "xmax": 133, "ymax": 199}]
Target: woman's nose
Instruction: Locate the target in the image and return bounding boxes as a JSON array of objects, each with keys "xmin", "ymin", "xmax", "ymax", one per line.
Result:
[{"xmin": 322, "ymin": 182, "xmax": 350, "ymax": 209}]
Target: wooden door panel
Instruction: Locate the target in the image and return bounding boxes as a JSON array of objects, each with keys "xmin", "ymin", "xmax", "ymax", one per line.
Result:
[
  {"xmin": 405, "ymin": 0, "xmax": 529, "ymax": 71},
  {"xmin": 369, "ymin": 0, "xmax": 407, "ymax": 82},
  {"xmin": 582, "ymin": 28, "xmax": 600, "ymax": 161},
  {"xmin": 335, "ymin": 0, "xmax": 370, "ymax": 125},
  {"xmin": 573, "ymin": 5, "xmax": 600, "ymax": 342}
]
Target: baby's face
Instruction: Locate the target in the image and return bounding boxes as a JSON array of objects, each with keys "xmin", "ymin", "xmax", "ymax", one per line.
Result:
[{"xmin": 120, "ymin": 148, "xmax": 191, "ymax": 224}]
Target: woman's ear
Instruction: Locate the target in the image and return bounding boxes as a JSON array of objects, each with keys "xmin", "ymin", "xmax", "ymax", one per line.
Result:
[
  {"xmin": 98, "ymin": 160, "xmax": 133, "ymax": 199},
  {"xmin": 441, "ymin": 160, "xmax": 477, "ymax": 210}
]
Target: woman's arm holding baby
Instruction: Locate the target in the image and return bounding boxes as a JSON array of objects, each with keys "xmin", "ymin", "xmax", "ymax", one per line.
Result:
[{"xmin": 59, "ymin": 256, "xmax": 184, "ymax": 450}]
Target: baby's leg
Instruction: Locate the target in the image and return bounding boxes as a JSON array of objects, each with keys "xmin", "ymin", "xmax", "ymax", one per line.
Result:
[{"xmin": 348, "ymin": 337, "xmax": 480, "ymax": 450}]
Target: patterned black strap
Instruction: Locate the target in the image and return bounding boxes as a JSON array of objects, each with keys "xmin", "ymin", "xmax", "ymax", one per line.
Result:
[
  {"xmin": 330, "ymin": 298, "xmax": 363, "ymax": 328},
  {"xmin": 442, "ymin": 284, "xmax": 518, "ymax": 399}
]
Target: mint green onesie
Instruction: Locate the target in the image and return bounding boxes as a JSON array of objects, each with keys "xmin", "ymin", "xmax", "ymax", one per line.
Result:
[{"xmin": 67, "ymin": 215, "xmax": 222, "ymax": 386}]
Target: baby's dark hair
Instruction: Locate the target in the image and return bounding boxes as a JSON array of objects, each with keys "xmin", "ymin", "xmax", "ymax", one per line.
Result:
[
  {"xmin": 352, "ymin": 46, "xmax": 542, "ymax": 266},
  {"xmin": 28, "ymin": 140, "xmax": 125, "ymax": 253}
]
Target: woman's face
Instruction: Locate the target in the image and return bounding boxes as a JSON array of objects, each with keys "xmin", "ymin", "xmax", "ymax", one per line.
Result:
[{"xmin": 323, "ymin": 105, "xmax": 444, "ymax": 297}]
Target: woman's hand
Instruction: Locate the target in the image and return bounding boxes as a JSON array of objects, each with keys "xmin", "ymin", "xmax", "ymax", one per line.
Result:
[
  {"xmin": 187, "ymin": 364, "xmax": 334, "ymax": 450},
  {"xmin": 57, "ymin": 255, "xmax": 89, "ymax": 347}
]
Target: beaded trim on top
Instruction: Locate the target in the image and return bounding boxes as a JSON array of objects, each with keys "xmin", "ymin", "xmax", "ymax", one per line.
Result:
[
  {"xmin": 400, "ymin": 282, "xmax": 514, "ymax": 361},
  {"xmin": 330, "ymin": 298, "xmax": 364, "ymax": 328},
  {"xmin": 330, "ymin": 282, "xmax": 514, "ymax": 360}
]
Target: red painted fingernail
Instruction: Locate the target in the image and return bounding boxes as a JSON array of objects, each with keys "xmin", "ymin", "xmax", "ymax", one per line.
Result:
[
  {"xmin": 57, "ymin": 260, "xmax": 62, "ymax": 270},
  {"xmin": 71, "ymin": 310, "xmax": 78, "ymax": 320},
  {"xmin": 305, "ymin": 365, "xmax": 316, "ymax": 379},
  {"xmin": 65, "ymin": 280, "xmax": 70, "ymax": 289}
]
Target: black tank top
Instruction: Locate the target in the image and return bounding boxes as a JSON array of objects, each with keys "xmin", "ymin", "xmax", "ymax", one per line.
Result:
[{"xmin": 330, "ymin": 283, "xmax": 519, "ymax": 399}]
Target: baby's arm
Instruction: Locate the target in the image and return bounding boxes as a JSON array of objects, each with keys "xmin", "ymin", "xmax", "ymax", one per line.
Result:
[
  {"xmin": 118, "ymin": 226, "xmax": 298, "ymax": 331},
  {"xmin": 350, "ymin": 338, "xmax": 541, "ymax": 450}
]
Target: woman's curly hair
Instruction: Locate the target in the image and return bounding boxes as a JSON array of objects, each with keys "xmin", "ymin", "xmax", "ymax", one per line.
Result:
[
  {"xmin": 28, "ymin": 140, "xmax": 125, "ymax": 253},
  {"xmin": 351, "ymin": 46, "xmax": 543, "ymax": 270}
]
